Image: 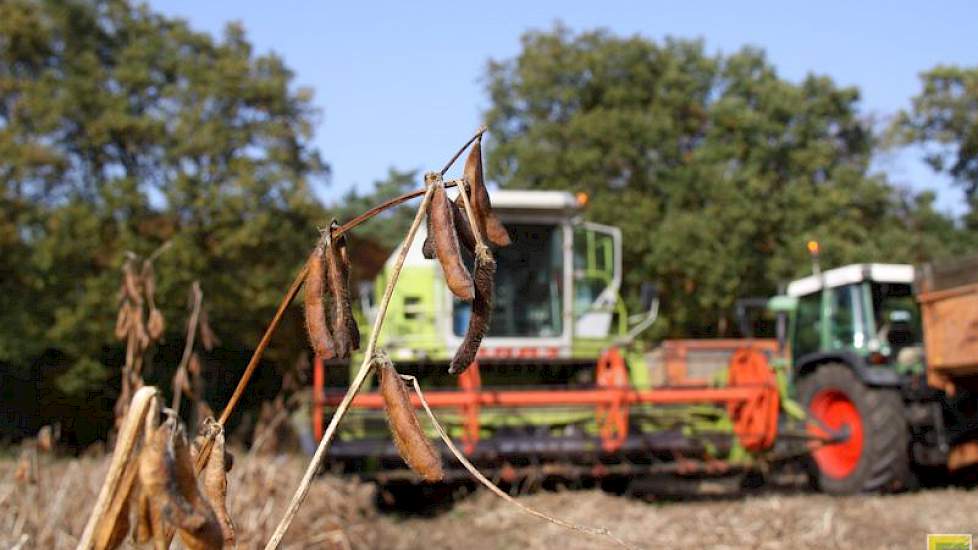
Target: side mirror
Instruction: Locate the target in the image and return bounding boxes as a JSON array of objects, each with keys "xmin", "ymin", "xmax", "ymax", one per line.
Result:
[{"xmin": 640, "ymin": 282, "xmax": 658, "ymax": 312}]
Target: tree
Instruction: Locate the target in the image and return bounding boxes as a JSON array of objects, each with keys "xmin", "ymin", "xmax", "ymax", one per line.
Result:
[
  {"xmin": 0, "ymin": 0, "xmax": 327, "ymax": 441},
  {"xmin": 892, "ymin": 66, "xmax": 978, "ymax": 198},
  {"xmin": 483, "ymin": 25, "xmax": 951, "ymax": 337}
]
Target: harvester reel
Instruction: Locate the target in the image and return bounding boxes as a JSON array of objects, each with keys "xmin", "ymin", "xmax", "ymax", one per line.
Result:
[{"xmin": 726, "ymin": 348, "xmax": 779, "ymax": 452}]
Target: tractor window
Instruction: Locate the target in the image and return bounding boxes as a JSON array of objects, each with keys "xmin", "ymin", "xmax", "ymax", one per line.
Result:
[
  {"xmin": 453, "ymin": 223, "xmax": 563, "ymax": 338},
  {"xmin": 830, "ymin": 284, "xmax": 860, "ymax": 349},
  {"xmin": 871, "ymin": 282, "xmax": 921, "ymax": 347},
  {"xmin": 793, "ymin": 292, "xmax": 821, "ymax": 359}
]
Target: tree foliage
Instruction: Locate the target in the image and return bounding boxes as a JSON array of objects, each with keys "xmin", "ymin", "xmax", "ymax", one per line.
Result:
[
  {"xmin": 0, "ymin": 0, "xmax": 327, "ymax": 438},
  {"xmin": 892, "ymin": 65, "xmax": 978, "ymax": 198},
  {"xmin": 484, "ymin": 26, "xmax": 966, "ymax": 337}
]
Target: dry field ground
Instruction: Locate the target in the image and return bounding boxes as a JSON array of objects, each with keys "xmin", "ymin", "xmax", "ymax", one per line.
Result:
[{"xmin": 3, "ymin": 454, "xmax": 977, "ymax": 549}]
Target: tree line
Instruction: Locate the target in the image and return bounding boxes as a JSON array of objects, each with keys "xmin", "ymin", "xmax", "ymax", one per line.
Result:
[{"xmin": 1, "ymin": 2, "xmax": 976, "ymax": 444}]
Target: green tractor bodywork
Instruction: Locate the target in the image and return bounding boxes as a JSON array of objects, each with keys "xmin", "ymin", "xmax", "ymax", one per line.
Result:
[{"xmin": 770, "ymin": 263, "xmax": 929, "ymax": 494}]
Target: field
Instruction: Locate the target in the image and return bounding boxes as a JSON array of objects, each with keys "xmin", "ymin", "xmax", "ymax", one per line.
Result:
[{"xmin": 3, "ymin": 454, "xmax": 977, "ymax": 549}]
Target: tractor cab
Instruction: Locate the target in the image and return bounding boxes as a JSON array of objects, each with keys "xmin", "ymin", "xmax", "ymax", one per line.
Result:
[{"xmin": 778, "ymin": 263, "xmax": 924, "ymax": 377}]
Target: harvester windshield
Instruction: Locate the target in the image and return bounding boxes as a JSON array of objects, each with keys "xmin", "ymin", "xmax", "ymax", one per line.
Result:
[{"xmin": 452, "ymin": 222, "xmax": 564, "ymax": 338}]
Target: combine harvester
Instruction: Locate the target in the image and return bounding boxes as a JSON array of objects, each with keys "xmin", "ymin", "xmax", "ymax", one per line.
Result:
[{"xmin": 312, "ymin": 190, "xmax": 978, "ymax": 496}]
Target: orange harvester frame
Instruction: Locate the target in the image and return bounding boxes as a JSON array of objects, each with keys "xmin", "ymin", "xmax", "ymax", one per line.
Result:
[{"xmin": 312, "ymin": 345, "xmax": 780, "ymax": 455}]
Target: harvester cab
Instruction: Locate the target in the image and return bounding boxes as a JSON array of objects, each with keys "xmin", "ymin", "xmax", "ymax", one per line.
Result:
[{"xmin": 369, "ymin": 190, "xmax": 658, "ymax": 371}]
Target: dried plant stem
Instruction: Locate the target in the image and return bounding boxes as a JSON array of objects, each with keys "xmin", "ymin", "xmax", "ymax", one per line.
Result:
[
  {"xmin": 403, "ymin": 375, "xmax": 639, "ymax": 550},
  {"xmin": 336, "ymin": 177, "xmax": 461, "ymax": 236},
  {"xmin": 194, "ymin": 177, "xmax": 465, "ymax": 471},
  {"xmin": 172, "ymin": 281, "xmax": 204, "ymax": 413},
  {"xmin": 77, "ymin": 386, "xmax": 159, "ymax": 550},
  {"xmin": 439, "ymin": 126, "xmax": 488, "ymax": 176},
  {"xmin": 263, "ymin": 184, "xmax": 437, "ymax": 549}
]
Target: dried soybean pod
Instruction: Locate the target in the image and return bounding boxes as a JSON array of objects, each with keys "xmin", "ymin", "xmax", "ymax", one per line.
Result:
[
  {"xmin": 138, "ymin": 424, "xmax": 172, "ymax": 550},
  {"xmin": 202, "ymin": 429, "xmax": 235, "ymax": 546},
  {"xmin": 114, "ymin": 306, "xmax": 130, "ymax": 340},
  {"xmin": 450, "ymin": 199, "xmax": 476, "ymax": 253},
  {"xmin": 337, "ymin": 229, "xmax": 361, "ymax": 351},
  {"xmin": 325, "ymin": 222, "xmax": 359, "ymax": 357},
  {"xmin": 166, "ymin": 427, "xmax": 223, "ymax": 550},
  {"xmin": 379, "ymin": 359, "xmax": 443, "ymax": 482},
  {"xmin": 147, "ymin": 308, "xmax": 164, "ymax": 340},
  {"xmin": 422, "ymin": 212, "xmax": 437, "ymax": 260},
  {"xmin": 462, "ymin": 135, "xmax": 511, "ymax": 247},
  {"xmin": 431, "ymin": 181, "xmax": 475, "ymax": 301},
  {"xmin": 450, "ymin": 246, "xmax": 496, "ymax": 374},
  {"xmin": 134, "ymin": 486, "xmax": 153, "ymax": 544},
  {"xmin": 303, "ymin": 246, "xmax": 336, "ymax": 359}
]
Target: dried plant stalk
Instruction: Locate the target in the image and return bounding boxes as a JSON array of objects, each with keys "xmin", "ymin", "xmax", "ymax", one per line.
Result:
[
  {"xmin": 404, "ymin": 375, "xmax": 637, "ymax": 550},
  {"xmin": 263, "ymin": 182, "xmax": 437, "ymax": 550},
  {"xmin": 378, "ymin": 357, "xmax": 443, "ymax": 481},
  {"xmin": 77, "ymin": 386, "xmax": 159, "ymax": 550}
]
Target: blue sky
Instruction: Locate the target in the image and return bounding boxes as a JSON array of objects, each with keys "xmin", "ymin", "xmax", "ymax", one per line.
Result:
[{"xmin": 148, "ymin": 1, "xmax": 978, "ymax": 214}]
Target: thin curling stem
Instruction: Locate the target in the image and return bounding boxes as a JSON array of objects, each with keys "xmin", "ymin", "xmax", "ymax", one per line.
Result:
[
  {"xmin": 336, "ymin": 178, "xmax": 461, "ymax": 236},
  {"xmin": 263, "ymin": 183, "xmax": 437, "ymax": 549},
  {"xmin": 404, "ymin": 375, "xmax": 639, "ymax": 550},
  {"xmin": 440, "ymin": 126, "xmax": 488, "ymax": 176}
]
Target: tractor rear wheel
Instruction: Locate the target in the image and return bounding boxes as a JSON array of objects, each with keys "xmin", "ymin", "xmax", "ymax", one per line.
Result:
[{"xmin": 797, "ymin": 364, "xmax": 910, "ymax": 494}]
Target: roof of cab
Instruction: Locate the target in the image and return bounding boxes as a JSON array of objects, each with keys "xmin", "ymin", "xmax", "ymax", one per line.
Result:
[
  {"xmin": 786, "ymin": 263, "xmax": 915, "ymax": 297},
  {"xmin": 488, "ymin": 190, "xmax": 580, "ymax": 211}
]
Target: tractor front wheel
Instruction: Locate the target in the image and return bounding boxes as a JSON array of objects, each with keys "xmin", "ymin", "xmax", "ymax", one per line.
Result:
[{"xmin": 797, "ymin": 364, "xmax": 910, "ymax": 494}]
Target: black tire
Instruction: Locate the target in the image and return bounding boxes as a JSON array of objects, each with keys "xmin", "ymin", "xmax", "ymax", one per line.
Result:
[{"xmin": 796, "ymin": 364, "xmax": 911, "ymax": 494}]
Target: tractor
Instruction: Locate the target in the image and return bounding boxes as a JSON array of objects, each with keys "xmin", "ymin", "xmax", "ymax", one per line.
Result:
[{"xmin": 311, "ymin": 189, "xmax": 978, "ymax": 496}]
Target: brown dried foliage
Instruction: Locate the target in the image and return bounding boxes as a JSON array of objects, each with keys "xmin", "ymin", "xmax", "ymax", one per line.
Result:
[
  {"xmin": 450, "ymin": 246, "xmax": 496, "ymax": 374},
  {"xmin": 303, "ymin": 246, "xmax": 336, "ymax": 359},
  {"xmin": 378, "ymin": 359, "xmax": 444, "ymax": 482}
]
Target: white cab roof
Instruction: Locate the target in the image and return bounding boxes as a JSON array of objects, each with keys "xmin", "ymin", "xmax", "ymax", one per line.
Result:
[
  {"xmin": 488, "ymin": 190, "xmax": 580, "ymax": 211},
  {"xmin": 787, "ymin": 264, "xmax": 915, "ymax": 297}
]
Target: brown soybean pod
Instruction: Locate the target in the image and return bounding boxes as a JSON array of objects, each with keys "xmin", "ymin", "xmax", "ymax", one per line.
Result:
[
  {"xmin": 202, "ymin": 430, "xmax": 235, "ymax": 546},
  {"xmin": 379, "ymin": 360, "xmax": 444, "ymax": 482},
  {"xmin": 303, "ymin": 246, "xmax": 336, "ymax": 359},
  {"xmin": 431, "ymin": 182, "xmax": 475, "ymax": 301},
  {"xmin": 138, "ymin": 424, "xmax": 174, "ymax": 550},
  {"xmin": 450, "ymin": 246, "xmax": 496, "ymax": 374},
  {"xmin": 340, "ymin": 236, "xmax": 360, "ymax": 351},
  {"xmin": 422, "ymin": 211, "xmax": 437, "ymax": 259},
  {"xmin": 167, "ymin": 428, "xmax": 223, "ymax": 550},
  {"xmin": 324, "ymin": 224, "xmax": 358, "ymax": 358},
  {"xmin": 462, "ymin": 136, "xmax": 511, "ymax": 248},
  {"xmin": 450, "ymin": 198, "xmax": 477, "ymax": 253}
]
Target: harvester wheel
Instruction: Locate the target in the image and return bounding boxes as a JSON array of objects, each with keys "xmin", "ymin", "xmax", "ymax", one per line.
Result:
[{"xmin": 797, "ymin": 364, "xmax": 910, "ymax": 494}]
